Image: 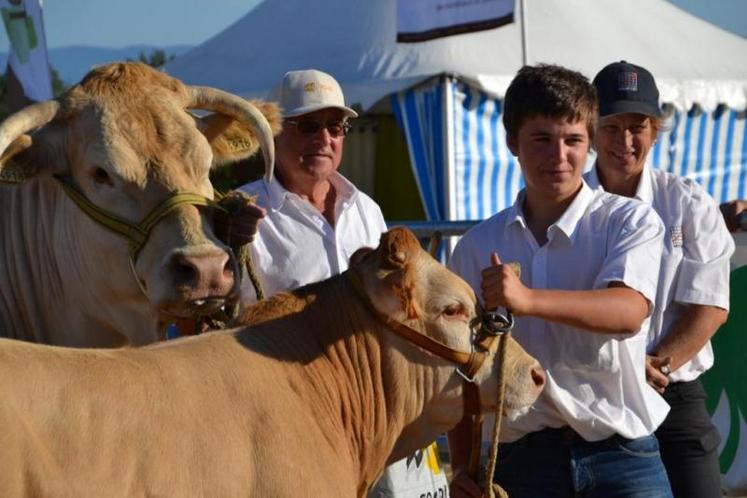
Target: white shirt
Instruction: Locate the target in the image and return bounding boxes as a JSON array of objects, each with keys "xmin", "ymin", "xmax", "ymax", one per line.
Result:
[
  {"xmin": 449, "ymin": 181, "xmax": 670, "ymax": 442},
  {"xmin": 238, "ymin": 172, "xmax": 387, "ymax": 303},
  {"xmin": 586, "ymin": 165, "xmax": 735, "ymax": 382}
]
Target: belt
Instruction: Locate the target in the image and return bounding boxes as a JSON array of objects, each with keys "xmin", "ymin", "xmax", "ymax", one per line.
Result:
[{"xmin": 521, "ymin": 426, "xmax": 627, "ymax": 447}]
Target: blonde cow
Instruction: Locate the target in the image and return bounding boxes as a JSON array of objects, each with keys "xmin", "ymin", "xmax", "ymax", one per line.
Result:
[
  {"xmin": 0, "ymin": 62, "xmax": 279, "ymax": 347},
  {"xmin": 0, "ymin": 228, "xmax": 545, "ymax": 498}
]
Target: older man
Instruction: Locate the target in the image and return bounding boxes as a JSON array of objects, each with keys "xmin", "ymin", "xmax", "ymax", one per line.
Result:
[{"xmin": 237, "ymin": 69, "xmax": 386, "ymax": 302}]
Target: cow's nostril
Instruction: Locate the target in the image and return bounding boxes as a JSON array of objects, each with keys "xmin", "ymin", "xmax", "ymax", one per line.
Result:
[
  {"xmin": 167, "ymin": 250, "xmax": 235, "ymax": 297},
  {"xmin": 170, "ymin": 255, "xmax": 199, "ymax": 286},
  {"xmin": 222, "ymin": 258, "xmax": 234, "ymax": 280},
  {"xmin": 531, "ymin": 366, "xmax": 546, "ymax": 388}
]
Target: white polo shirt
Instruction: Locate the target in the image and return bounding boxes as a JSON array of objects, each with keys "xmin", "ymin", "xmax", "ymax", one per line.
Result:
[
  {"xmin": 238, "ymin": 172, "xmax": 387, "ymax": 304},
  {"xmin": 449, "ymin": 181, "xmax": 670, "ymax": 442},
  {"xmin": 585, "ymin": 165, "xmax": 734, "ymax": 382}
]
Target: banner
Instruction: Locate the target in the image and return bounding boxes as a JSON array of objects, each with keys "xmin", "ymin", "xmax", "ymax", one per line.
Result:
[
  {"xmin": 1, "ymin": 0, "xmax": 52, "ymax": 102},
  {"xmin": 369, "ymin": 443, "xmax": 448, "ymax": 498},
  {"xmin": 704, "ymin": 232, "xmax": 747, "ymax": 496},
  {"xmin": 397, "ymin": 0, "xmax": 514, "ymax": 43}
]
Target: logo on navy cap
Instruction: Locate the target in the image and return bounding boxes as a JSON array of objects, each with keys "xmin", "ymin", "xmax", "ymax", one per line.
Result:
[{"xmin": 618, "ymin": 72, "xmax": 638, "ymax": 92}]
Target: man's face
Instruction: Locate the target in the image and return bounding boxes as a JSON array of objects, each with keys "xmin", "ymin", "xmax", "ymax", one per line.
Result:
[
  {"xmin": 274, "ymin": 108, "xmax": 347, "ymax": 190},
  {"xmin": 594, "ymin": 113, "xmax": 656, "ymax": 177},
  {"xmin": 508, "ymin": 116, "xmax": 590, "ymax": 202}
]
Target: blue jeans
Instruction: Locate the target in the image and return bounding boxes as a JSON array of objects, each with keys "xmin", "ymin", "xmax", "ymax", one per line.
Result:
[{"xmin": 493, "ymin": 427, "xmax": 673, "ymax": 498}]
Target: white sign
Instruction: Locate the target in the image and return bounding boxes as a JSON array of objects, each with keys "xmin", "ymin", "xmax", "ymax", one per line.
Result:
[
  {"xmin": 1, "ymin": 0, "xmax": 52, "ymax": 101},
  {"xmin": 397, "ymin": 0, "xmax": 514, "ymax": 42}
]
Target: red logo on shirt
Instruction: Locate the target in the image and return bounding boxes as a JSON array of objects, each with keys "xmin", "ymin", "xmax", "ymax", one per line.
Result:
[{"xmin": 670, "ymin": 225, "xmax": 683, "ymax": 247}]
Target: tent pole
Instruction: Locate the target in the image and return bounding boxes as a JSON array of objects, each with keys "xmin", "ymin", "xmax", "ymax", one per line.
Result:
[
  {"xmin": 442, "ymin": 74, "xmax": 455, "ymax": 222},
  {"xmin": 442, "ymin": 74, "xmax": 458, "ymax": 259},
  {"xmin": 520, "ymin": 0, "xmax": 529, "ymax": 65}
]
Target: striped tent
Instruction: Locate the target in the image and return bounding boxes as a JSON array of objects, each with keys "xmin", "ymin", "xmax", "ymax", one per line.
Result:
[
  {"xmin": 393, "ymin": 76, "xmax": 747, "ymax": 222},
  {"xmin": 167, "ymin": 0, "xmax": 747, "ymax": 223}
]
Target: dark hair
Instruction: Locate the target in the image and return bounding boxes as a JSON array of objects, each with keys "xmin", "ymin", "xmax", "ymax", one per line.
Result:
[{"xmin": 503, "ymin": 64, "xmax": 598, "ymax": 141}]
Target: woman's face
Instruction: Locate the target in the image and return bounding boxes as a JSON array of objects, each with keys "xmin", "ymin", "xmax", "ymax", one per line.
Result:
[{"xmin": 594, "ymin": 113, "xmax": 657, "ymax": 176}]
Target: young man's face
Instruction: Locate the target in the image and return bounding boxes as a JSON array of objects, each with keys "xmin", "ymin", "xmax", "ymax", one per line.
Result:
[
  {"xmin": 594, "ymin": 113, "xmax": 656, "ymax": 177},
  {"xmin": 508, "ymin": 115, "xmax": 590, "ymax": 203}
]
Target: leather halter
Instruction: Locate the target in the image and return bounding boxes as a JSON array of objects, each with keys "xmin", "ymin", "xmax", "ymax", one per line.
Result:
[{"xmin": 345, "ymin": 269, "xmax": 513, "ymax": 421}]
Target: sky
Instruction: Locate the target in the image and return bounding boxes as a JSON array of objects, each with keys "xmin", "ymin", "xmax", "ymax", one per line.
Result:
[
  {"xmin": 0, "ymin": 0, "xmax": 263, "ymax": 51},
  {"xmin": 0, "ymin": 0, "xmax": 744, "ymax": 53}
]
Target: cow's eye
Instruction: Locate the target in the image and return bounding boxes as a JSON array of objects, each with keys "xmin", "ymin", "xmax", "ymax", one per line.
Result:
[
  {"xmin": 91, "ymin": 167, "xmax": 113, "ymax": 186},
  {"xmin": 443, "ymin": 303, "xmax": 466, "ymax": 318}
]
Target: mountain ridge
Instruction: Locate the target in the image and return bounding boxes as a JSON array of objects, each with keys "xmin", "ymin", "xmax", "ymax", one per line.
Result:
[{"xmin": 0, "ymin": 44, "xmax": 193, "ymax": 87}]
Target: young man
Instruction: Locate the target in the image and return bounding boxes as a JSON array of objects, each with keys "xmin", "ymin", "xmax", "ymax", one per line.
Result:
[
  {"xmin": 587, "ymin": 61, "xmax": 734, "ymax": 498},
  {"xmin": 448, "ymin": 64, "xmax": 672, "ymax": 498}
]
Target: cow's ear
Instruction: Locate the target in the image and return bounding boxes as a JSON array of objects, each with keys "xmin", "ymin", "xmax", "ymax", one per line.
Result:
[
  {"xmin": 396, "ymin": 266, "xmax": 421, "ymax": 320},
  {"xmin": 0, "ymin": 122, "xmax": 69, "ymax": 183},
  {"xmin": 197, "ymin": 100, "xmax": 282, "ymax": 167},
  {"xmin": 379, "ymin": 227, "xmax": 420, "ymax": 270},
  {"xmin": 0, "ymin": 134, "xmax": 35, "ymax": 183},
  {"xmin": 0, "ymin": 130, "xmax": 67, "ymax": 183},
  {"xmin": 378, "ymin": 228, "xmax": 423, "ymax": 320}
]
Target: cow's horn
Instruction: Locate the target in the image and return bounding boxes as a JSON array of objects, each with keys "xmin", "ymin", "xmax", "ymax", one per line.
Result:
[
  {"xmin": 188, "ymin": 86, "xmax": 275, "ymax": 182},
  {"xmin": 0, "ymin": 100, "xmax": 60, "ymax": 158}
]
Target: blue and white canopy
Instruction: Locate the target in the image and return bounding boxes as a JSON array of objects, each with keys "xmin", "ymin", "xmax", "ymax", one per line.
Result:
[
  {"xmin": 166, "ymin": 0, "xmax": 747, "ymax": 114},
  {"xmin": 393, "ymin": 76, "xmax": 747, "ymax": 222}
]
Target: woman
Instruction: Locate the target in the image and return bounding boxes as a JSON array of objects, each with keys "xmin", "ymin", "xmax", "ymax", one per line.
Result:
[{"xmin": 585, "ymin": 60, "xmax": 734, "ymax": 498}]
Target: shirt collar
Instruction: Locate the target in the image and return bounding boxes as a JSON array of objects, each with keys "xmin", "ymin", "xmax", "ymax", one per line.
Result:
[
  {"xmin": 589, "ymin": 161, "xmax": 654, "ymax": 205},
  {"xmin": 635, "ymin": 164, "xmax": 654, "ymax": 204},
  {"xmin": 508, "ymin": 181, "xmax": 595, "ymax": 240},
  {"xmin": 264, "ymin": 171, "xmax": 358, "ymax": 212},
  {"xmin": 507, "ymin": 191, "xmax": 529, "ymax": 229},
  {"xmin": 553, "ymin": 180, "xmax": 594, "ymax": 239}
]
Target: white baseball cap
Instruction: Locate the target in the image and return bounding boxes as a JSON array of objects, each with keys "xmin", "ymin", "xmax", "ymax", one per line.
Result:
[{"xmin": 274, "ymin": 69, "xmax": 357, "ymax": 119}]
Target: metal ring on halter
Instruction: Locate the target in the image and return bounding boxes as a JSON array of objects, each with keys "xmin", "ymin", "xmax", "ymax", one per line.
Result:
[
  {"xmin": 482, "ymin": 310, "xmax": 514, "ymax": 335},
  {"xmin": 455, "ymin": 366, "xmax": 478, "ymax": 383}
]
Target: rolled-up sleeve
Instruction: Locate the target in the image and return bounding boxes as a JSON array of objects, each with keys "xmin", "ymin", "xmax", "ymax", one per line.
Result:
[
  {"xmin": 594, "ymin": 202, "xmax": 664, "ymax": 311},
  {"xmin": 675, "ymin": 189, "xmax": 734, "ymax": 310}
]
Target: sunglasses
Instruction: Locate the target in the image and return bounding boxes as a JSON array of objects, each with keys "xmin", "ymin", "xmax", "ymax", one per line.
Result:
[{"xmin": 285, "ymin": 119, "xmax": 352, "ymax": 138}]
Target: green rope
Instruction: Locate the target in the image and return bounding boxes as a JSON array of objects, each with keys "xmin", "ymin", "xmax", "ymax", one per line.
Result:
[
  {"xmin": 55, "ymin": 177, "xmax": 224, "ymax": 260},
  {"xmin": 484, "ymin": 332, "xmax": 511, "ymax": 498}
]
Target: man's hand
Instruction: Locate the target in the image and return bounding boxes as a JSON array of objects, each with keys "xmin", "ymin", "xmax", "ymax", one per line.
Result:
[
  {"xmin": 228, "ymin": 202, "xmax": 266, "ymax": 247},
  {"xmin": 480, "ymin": 252, "xmax": 529, "ymax": 314},
  {"xmin": 213, "ymin": 191, "xmax": 266, "ymax": 251},
  {"xmin": 646, "ymin": 354, "xmax": 672, "ymax": 393},
  {"xmin": 719, "ymin": 199, "xmax": 747, "ymax": 232},
  {"xmin": 449, "ymin": 467, "xmax": 486, "ymax": 498}
]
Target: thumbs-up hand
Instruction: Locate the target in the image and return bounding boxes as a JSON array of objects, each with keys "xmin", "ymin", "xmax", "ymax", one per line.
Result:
[{"xmin": 480, "ymin": 252, "xmax": 529, "ymax": 314}]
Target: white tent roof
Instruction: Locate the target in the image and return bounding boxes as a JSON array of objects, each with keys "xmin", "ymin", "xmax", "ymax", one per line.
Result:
[{"xmin": 166, "ymin": 0, "xmax": 747, "ymax": 112}]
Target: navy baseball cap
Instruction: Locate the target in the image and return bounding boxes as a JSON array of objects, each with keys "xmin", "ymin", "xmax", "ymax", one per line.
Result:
[{"xmin": 593, "ymin": 61, "xmax": 662, "ymax": 118}]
